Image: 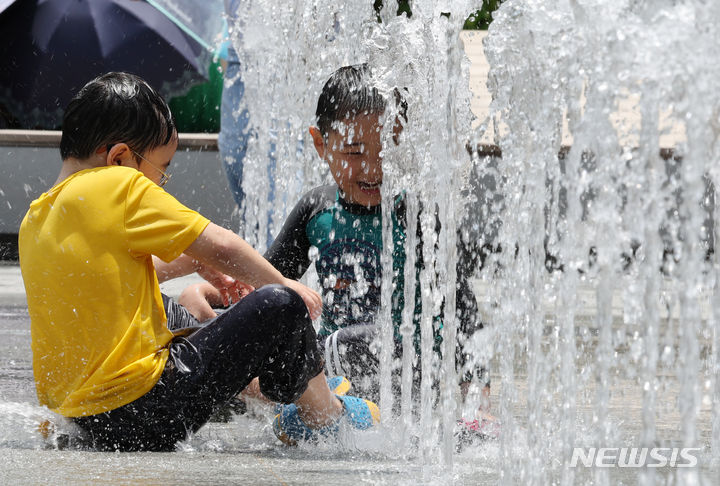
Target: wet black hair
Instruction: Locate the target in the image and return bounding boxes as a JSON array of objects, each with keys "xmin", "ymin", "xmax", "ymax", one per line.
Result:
[
  {"xmin": 60, "ymin": 72, "xmax": 176, "ymax": 160},
  {"xmin": 315, "ymin": 64, "xmax": 406, "ymax": 136}
]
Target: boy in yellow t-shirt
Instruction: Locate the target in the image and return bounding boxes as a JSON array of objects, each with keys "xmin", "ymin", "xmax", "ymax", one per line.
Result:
[{"xmin": 19, "ymin": 72, "xmax": 378, "ymax": 451}]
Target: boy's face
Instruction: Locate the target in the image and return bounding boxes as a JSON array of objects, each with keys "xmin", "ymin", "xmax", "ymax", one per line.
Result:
[
  {"xmin": 107, "ymin": 134, "xmax": 178, "ymax": 187},
  {"xmin": 135, "ymin": 136, "xmax": 178, "ymax": 187},
  {"xmin": 310, "ymin": 112, "xmax": 384, "ymax": 207}
]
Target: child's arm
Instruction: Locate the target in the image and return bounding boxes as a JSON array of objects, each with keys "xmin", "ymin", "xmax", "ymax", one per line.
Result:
[
  {"xmin": 154, "ymin": 253, "xmax": 237, "ymax": 287},
  {"xmin": 153, "ymin": 253, "xmax": 199, "ymax": 282},
  {"xmin": 184, "ymin": 222, "xmax": 322, "ymax": 319},
  {"xmin": 153, "ymin": 253, "xmax": 248, "ymax": 304},
  {"xmin": 264, "ymin": 186, "xmax": 334, "ymax": 279}
]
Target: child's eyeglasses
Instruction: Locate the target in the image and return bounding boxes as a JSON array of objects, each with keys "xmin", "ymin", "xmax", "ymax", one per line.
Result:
[{"xmin": 131, "ymin": 150, "xmax": 172, "ymax": 187}]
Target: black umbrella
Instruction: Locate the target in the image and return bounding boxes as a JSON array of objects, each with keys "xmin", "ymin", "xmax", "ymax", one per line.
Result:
[{"xmin": 0, "ymin": 0, "xmax": 209, "ymax": 129}]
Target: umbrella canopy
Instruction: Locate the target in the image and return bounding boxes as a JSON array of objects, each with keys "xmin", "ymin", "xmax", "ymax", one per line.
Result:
[
  {"xmin": 0, "ymin": 0, "xmax": 208, "ymax": 129},
  {"xmin": 0, "ymin": 0, "xmax": 14, "ymax": 15},
  {"xmin": 146, "ymin": 0, "xmax": 224, "ymax": 53}
]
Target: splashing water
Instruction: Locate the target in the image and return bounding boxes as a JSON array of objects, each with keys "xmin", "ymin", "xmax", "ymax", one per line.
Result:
[
  {"xmin": 230, "ymin": 3, "xmax": 373, "ymax": 251},
  {"xmin": 232, "ymin": 0, "xmax": 484, "ymax": 474},
  {"xmin": 0, "ymin": 401, "xmax": 71, "ymax": 450},
  {"xmin": 367, "ymin": 0, "xmax": 481, "ymax": 470},
  {"xmin": 2, "ymin": 0, "xmax": 719, "ymax": 482},
  {"xmin": 1, "ymin": 0, "xmax": 718, "ymax": 483},
  {"xmin": 224, "ymin": 0, "xmax": 720, "ymax": 482},
  {"xmin": 482, "ymin": 0, "xmax": 719, "ymax": 484}
]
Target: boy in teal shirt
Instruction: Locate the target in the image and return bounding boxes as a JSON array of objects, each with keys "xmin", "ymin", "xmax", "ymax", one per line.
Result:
[{"xmin": 182, "ymin": 64, "xmax": 497, "ymax": 437}]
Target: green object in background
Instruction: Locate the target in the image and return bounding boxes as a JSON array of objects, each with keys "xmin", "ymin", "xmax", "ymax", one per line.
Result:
[
  {"xmin": 463, "ymin": 0, "xmax": 503, "ymax": 30},
  {"xmin": 373, "ymin": 0, "xmax": 412, "ymax": 18},
  {"xmin": 168, "ymin": 59, "xmax": 223, "ymax": 133},
  {"xmin": 373, "ymin": 0, "xmax": 504, "ymax": 29}
]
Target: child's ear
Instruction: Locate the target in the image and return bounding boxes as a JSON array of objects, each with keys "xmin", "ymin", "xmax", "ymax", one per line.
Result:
[
  {"xmin": 309, "ymin": 126, "xmax": 325, "ymax": 159},
  {"xmin": 104, "ymin": 143, "xmax": 134, "ymax": 167}
]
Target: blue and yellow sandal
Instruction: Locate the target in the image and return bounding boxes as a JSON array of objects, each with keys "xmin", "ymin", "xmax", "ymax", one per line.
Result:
[
  {"xmin": 272, "ymin": 375, "xmax": 351, "ymax": 416},
  {"xmin": 273, "ymin": 395, "xmax": 380, "ymax": 446},
  {"xmin": 326, "ymin": 375, "xmax": 351, "ymax": 396},
  {"xmin": 336, "ymin": 395, "xmax": 379, "ymax": 430}
]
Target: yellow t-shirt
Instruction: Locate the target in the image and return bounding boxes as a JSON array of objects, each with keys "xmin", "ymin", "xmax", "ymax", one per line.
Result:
[{"xmin": 18, "ymin": 166, "xmax": 210, "ymax": 417}]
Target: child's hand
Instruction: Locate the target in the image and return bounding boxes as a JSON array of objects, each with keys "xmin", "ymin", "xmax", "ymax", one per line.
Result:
[
  {"xmin": 213, "ymin": 278, "xmax": 253, "ymax": 307},
  {"xmin": 281, "ymin": 278, "xmax": 322, "ymax": 321},
  {"xmin": 223, "ymin": 279, "xmax": 254, "ymax": 305},
  {"xmin": 196, "ymin": 262, "xmax": 253, "ymax": 306},
  {"xmin": 178, "ymin": 283, "xmax": 220, "ymax": 321}
]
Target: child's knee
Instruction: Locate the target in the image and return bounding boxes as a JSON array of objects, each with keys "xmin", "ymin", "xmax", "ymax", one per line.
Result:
[
  {"xmin": 251, "ymin": 284, "xmax": 310, "ymax": 334},
  {"xmin": 254, "ymin": 284, "xmax": 305, "ymax": 312}
]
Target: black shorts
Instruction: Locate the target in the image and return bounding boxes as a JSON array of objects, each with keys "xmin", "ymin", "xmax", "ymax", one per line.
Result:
[{"xmin": 73, "ymin": 284, "xmax": 324, "ymax": 452}]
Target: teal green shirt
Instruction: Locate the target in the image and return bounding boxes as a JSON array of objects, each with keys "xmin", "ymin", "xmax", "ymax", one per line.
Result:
[{"xmin": 264, "ymin": 184, "xmax": 486, "ymax": 381}]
